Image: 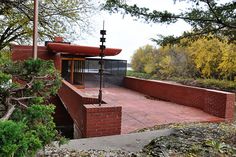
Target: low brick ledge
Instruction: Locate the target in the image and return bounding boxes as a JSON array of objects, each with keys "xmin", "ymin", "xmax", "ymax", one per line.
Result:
[
  {"xmin": 124, "ymin": 76, "xmax": 235, "ymax": 122},
  {"xmin": 59, "ymin": 80, "xmax": 122, "ymax": 138}
]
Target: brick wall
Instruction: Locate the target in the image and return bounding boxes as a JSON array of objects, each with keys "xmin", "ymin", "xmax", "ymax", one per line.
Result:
[
  {"xmin": 124, "ymin": 77, "xmax": 235, "ymax": 121},
  {"xmin": 58, "ymin": 80, "xmax": 122, "ymax": 138},
  {"xmin": 58, "ymin": 80, "xmax": 85, "ymax": 138},
  {"xmin": 11, "ymin": 45, "xmax": 60, "ymax": 70},
  {"xmin": 83, "ymin": 104, "xmax": 122, "ymax": 137}
]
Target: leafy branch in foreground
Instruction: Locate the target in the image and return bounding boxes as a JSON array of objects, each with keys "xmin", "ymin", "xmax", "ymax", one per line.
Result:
[
  {"xmin": 0, "ymin": 58, "xmax": 65, "ymax": 156},
  {"xmin": 0, "ymin": 58, "xmax": 61, "ymax": 120},
  {"xmin": 0, "ymin": 0, "xmax": 96, "ymax": 51},
  {"xmin": 103, "ymin": 0, "xmax": 236, "ymax": 45}
]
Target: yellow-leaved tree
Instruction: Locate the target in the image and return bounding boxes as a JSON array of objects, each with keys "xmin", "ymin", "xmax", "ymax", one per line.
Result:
[
  {"xmin": 218, "ymin": 43, "xmax": 236, "ymax": 80},
  {"xmin": 187, "ymin": 36, "xmax": 223, "ymax": 78}
]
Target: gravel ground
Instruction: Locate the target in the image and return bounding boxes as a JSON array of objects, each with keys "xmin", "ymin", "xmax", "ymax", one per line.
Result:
[{"xmin": 36, "ymin": 145, "xmax": 146, "ymax": 157}]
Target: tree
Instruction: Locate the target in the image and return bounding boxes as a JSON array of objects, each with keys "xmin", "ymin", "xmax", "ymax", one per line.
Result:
[
  {"xmin": 103, "ymin": 0, "xmax": 236, "ymax": 45},
  {"xmin": 131, "ymin": 36, "xmax": 236, "ymax": 80},
  {"xmin": 159, "ymin": 45, "xmax": 196, "ymax": 78},
  {"xmin": 218, "ymin": 42, "xmax": 236, "ymax": 80},
  {"xmin": 0, "ymin": 0, "xmax": 96, "ymax": 51},
  {"xmin": 0, "ymin": 58, "xmax": 65, "ymax": 156},
  {"xmin": 187, "ymin": 36, "xmax": 223, "ymax": 78},
  {"xmin": 0, "ymin": 58, "xmax": 61, "ymax": 120},
  {"xmin": 131, "ymin": 45, "xmax": 158, "ymax": 73}
]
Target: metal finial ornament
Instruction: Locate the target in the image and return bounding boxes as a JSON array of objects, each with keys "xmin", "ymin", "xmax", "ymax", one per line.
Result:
[{"xmin": 98, "ymin": 21, "xmax": 106, "ymax": 106}]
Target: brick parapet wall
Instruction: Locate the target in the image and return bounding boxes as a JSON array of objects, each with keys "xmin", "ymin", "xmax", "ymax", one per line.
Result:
[
  {"xmin": 58, "ymin": 80, "xmax": 122, "ymax": 138},
  {"xmin": 124, "ymin": 77, "xmax": 235, "ymax": 121},
  {"xmin": 58, "ymin": 80, "xmax": 85, "ymax": 138},
  {"xmin": 83, "ymin": 104, "xmax": 122, "ymax": 137}
]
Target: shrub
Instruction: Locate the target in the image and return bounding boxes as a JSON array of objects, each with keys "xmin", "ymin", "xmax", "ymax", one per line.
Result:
[
  {"xmin": 0, "ymin": 120, "xmax": 42, "ymax": 157},
  {"xmin": 127, "ymin": 70, "xmax": 152, "ymax": 79},
  {"xmin": 0, "ymin": 104, "xmax": 63, "ymax": 157}
]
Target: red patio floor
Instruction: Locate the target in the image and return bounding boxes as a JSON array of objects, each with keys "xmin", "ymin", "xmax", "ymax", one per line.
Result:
[{"xmin": 79, "ymin": 87, "xmax": 224, "ymax": 134}]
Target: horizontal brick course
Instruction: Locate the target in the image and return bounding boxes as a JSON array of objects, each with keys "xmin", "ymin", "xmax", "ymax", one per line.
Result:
[{"xmin": 124, "ymin": 77, "xmax": 235, "ymax": 121}]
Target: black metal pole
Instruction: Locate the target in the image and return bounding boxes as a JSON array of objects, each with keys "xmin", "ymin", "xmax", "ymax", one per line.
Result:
[{"xmin": 99, "ymin": 21, "xmax": 106, "ymax": 106}]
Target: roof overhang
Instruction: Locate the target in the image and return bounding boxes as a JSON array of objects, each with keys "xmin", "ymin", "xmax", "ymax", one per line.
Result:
[{"xmin": 47, "ymin": 43, "xmax": 122, "ymax": 57}]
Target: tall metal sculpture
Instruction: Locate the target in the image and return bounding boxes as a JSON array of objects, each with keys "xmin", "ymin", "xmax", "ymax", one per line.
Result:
[{"xmin": 99, "ymin": 21, "xmax": 106, "ymax": 106}]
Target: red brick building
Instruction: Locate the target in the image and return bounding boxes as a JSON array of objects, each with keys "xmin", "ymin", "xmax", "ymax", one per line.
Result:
[{"xmin": 12, "ymin": 38, "xmax": 124, "ymax": 138}]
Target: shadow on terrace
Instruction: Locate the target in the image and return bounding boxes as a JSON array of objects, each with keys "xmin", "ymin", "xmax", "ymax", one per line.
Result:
[{"xmin": 11, "ymin": 37, "xmax": 235, "ymax": 139}]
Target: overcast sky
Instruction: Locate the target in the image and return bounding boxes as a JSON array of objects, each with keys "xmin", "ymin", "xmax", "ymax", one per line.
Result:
[{"xmin": 78, "ymin": 0, "xmax": 193, "ymax": 62}]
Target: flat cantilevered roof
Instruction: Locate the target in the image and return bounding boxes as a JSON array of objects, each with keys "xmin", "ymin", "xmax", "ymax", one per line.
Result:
[{"xmin": 47, "ymin": 43, "xmax": 122, "ymax": 57}]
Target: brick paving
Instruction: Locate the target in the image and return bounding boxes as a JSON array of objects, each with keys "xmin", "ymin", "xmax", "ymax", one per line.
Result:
[{"xmin": 79, "ymin": 87, "xmax": 224, "ymax": 134}]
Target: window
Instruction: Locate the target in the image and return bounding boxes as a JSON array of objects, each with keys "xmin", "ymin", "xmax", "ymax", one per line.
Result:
[{"xmin": 61, "ymin": 58, "xmax": 85, "ymax": 87}]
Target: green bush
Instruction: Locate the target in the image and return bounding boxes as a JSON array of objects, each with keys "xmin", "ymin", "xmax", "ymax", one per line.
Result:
[
  {"xmin": 127, "ymin": 70, "xmax": 152, "ymax": 79},
  {"xmin": 0, "ymin": 58, "xmax": 65, "ymax": 156},
  {"xmin": 173, "ymin": 78, "xmax": 236, "ymax": 92},
  {"xmin": 0, "ymin": 104, "xmax": 61, "ymax": 157},
  {"xmin": 0, "ymin": 120, "xmax": 42, "ymax": 157}
]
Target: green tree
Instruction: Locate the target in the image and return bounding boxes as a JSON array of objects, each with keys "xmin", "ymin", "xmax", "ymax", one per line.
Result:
[
  {"xmin": 103, "ymin": 0, "xmax": 236, "ymax": 45},
  {"xmin": 0, "ymin": 58, "xmax": 61, "ymax": 120},
  {"xmin": 0, "ymin": 58, "xmax": 64, "ymax": 156},
  {"xmin": 0, "ymin": 0, "xmax": 96, "ymax": 51}
]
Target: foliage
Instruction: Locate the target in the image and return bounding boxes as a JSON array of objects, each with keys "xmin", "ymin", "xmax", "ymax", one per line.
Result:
[
  {"xmin": 218, "ymin": 43, "xmax": 236, "ymax": 80},
  {"xmin": 103, "ymin": 0, "xmax": 236, "ymax": 46},
  {"xmin": 0, "ymin": 120, "xmax": 41, "ymax": 157},
  {"xmin": 187, "ymin": 36, "xmax": 223, "ymax": 78},
  {"xmin": 130, "ymin": 36, "xmax": 236, "ymax": 80},
  {"xmin": 143, "ymin": 122, "xmax": 236, "ymax": 157},
  {"xmin": 0, "ymin": 58, "xmax": 65, "ymax": 156},
  {"xmin": 0, "ymin": 0, "xmax": 96, "ymax": 51},
  {"xmin": 131, "ymin": 45, "xmax": 158, "ymax": 73},
  {"xmin": 127, "ymin": 71, "xmax": 236, "ymax": 93},
  {"xmin": 174, "ymin": 78, "xmax": 236, "ymax": 93},
  {"xmin": 127, "ymin": 70, "xmax": 152, "ymax": 79},
  {"xmin": 0, "ymin": 105, "xmax": 61, "ymax": 157},
  {"xmin": 0, "ymin": 49, "xmax": 11, "ymax": 67},
  {"xmin": 0, "ymin": 58, "xmax": 61, "ymax": 119}
]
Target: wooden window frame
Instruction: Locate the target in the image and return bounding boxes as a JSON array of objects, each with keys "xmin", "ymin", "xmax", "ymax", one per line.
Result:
[{"xmin": 61, "ymin": 58, "xmax": 85, "ymax": 88}]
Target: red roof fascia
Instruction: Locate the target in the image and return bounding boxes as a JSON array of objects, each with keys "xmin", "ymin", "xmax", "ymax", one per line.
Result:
[{"xmin": 47, "ymin": 43, "xmax": 122, "ymax": 56}]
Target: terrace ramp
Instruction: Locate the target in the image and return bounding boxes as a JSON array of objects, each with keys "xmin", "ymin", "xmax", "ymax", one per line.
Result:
[{"xmin": 79, "ymin": 87, "xmax": 223, "ymax": 134}]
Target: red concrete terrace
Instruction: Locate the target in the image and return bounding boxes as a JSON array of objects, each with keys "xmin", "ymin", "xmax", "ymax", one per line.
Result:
[{"xmin": 78, "ymin": 87, "xmax": 224, "ymax": 134}]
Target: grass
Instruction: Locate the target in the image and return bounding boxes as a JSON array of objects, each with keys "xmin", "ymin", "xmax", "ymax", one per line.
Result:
[{"xmin": 127, "ymin": 70, "xmax": 236, "ymax": 93}]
